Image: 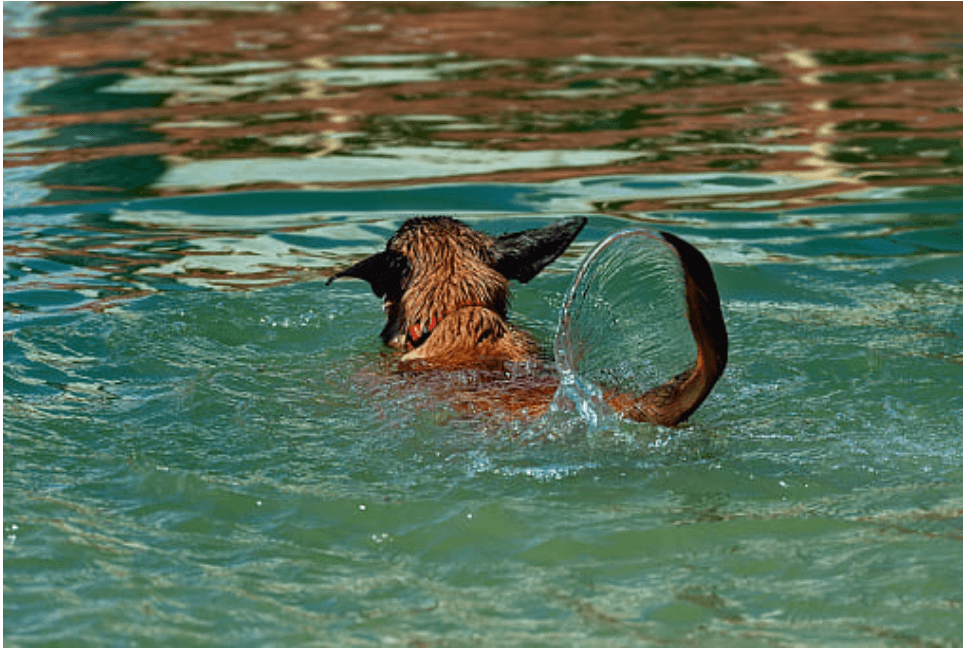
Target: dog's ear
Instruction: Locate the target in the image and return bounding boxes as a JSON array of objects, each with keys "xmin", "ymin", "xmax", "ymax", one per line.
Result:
[
  {"xmin": 326, "ymin": 250, "xmax": 410, "ymax": 299},
  {"xmin": 491, "ymin": 217, "xmax": 587, "ymax": 283}
]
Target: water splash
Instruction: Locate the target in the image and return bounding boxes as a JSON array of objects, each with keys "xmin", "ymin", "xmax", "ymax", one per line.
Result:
[{"xmin": 551, "ymin": 228, "xmax": 697, "ymax": 429}]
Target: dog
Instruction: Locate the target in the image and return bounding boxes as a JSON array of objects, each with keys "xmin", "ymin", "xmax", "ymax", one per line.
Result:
[{"xmin": 327, "ymin": 216, "xmax": 727, "ymax": 426}]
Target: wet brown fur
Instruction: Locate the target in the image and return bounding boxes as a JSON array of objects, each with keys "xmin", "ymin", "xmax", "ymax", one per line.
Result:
[
  {"xmin": 330, "ymin": 216, "xmax": 727, "ymax": 426},
  {"xmin": 386, "ymin": 218, "xmax": 538, "ymax": 365}
]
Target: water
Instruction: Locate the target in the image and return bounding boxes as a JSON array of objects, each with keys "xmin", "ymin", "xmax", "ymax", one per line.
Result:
[
  {"xmin": 553, "ymin": 228, "xmax": 699, "ymax": 423},
  {"xmin": 4, "ymin": 3, "xmax": 962, "ymax": 646}
]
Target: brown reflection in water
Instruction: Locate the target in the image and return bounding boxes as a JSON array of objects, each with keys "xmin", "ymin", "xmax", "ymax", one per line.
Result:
[{"xmin": 3, "ymin": 1, "xmax": 962, "ymax": 207}]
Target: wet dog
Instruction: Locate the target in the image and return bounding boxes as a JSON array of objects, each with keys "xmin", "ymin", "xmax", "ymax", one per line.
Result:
[{"xmin": 327, "ymin": 216, "xmax": 727, "ymax": 426}]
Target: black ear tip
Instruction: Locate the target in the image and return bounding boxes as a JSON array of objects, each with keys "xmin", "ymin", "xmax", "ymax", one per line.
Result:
[
  {"xmin": 326, "ymin": 267, "xmax": 352, "ymax": 286},
  {"xmin": 557, "ymin": 216, "xmax": 588, "ymax": 236},
  {"xmin": 492, "ymin": 216, "xmax": 589, "ymax": 283},
  {"xmin": 327, "ymin": 249, "xmax": 411, "ymax": 299},
  {"xmin": 565, "ymin": 216, "xmax": 588, "ymax": 237}
]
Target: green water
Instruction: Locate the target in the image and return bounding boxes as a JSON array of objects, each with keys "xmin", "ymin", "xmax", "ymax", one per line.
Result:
[
  {"xmin": 4, "ymin": 2, "xmax": 962, "ymax": 646},
  {"xmin": 5, "ymin": 185, "xmax": 961, "ymax": 646}
]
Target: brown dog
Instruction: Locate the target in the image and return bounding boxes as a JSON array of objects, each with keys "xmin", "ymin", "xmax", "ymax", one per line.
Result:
[{"xmin": 327, "ymin": 216, "xmax": 727, "ymax": 426}]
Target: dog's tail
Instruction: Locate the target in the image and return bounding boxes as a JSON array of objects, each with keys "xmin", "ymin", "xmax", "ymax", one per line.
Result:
[{"xmin": 605, "ymin": 232, "xmax": 728, "ymax": 426}]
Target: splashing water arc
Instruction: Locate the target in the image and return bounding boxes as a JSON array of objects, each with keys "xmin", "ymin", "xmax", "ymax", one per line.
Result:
[{"xmin": 552, "ymin": 229, "xmax": 698, "ymax": 426}]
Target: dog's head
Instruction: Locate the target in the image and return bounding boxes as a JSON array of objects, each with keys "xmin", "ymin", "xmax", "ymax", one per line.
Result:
[{"xmin": 328, "ymin": 216, "xmax": 586, "ymax": 349}]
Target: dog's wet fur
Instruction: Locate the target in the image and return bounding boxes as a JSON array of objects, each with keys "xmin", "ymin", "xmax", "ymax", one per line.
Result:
[{"xmin": 328, "ymin": 216, "xmax": 727, "ymax": 426}]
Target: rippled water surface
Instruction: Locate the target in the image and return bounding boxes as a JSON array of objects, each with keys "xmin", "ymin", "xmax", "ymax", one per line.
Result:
[{"xmin": 4, "ymin": 2, "xmax": 962, "ymax": 646}]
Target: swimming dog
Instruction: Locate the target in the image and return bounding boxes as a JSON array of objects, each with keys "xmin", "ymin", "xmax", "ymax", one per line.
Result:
[{"xmin": 327, "ymin": 216, "xmax": 727, "ymax": 426}]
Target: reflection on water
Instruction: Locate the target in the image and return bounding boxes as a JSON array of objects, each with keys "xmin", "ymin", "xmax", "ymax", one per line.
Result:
[
  {"xmin": 3, "ymin": 2, "xmax": 962, "ymax": 647},
  {"xmin": 3, "ymin": 2, "xmax": 961, "ymax": 205},
  {"xmin": 5, "ymin": 175, "xmax": 958, "ymax": 306}
]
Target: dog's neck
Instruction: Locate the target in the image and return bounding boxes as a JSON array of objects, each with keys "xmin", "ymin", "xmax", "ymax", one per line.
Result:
[
  {"xmin": 404, "ymin": 301, "xmax": 491, "ymax": 350},
  {"xmin": 389, "ymin": 256, "xmax": 513, "ymax": 354},
  {"xmin": 395, "ymin": 296, "xmax": 538, "ymax": 365}
]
